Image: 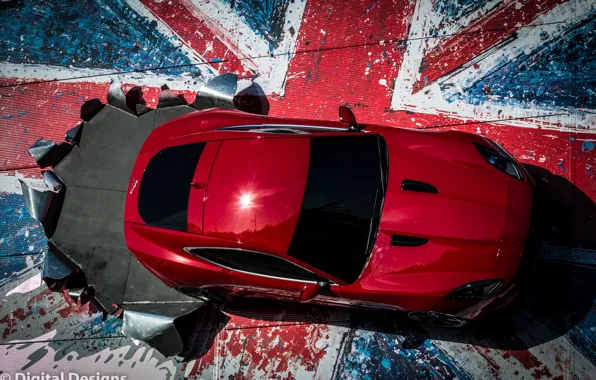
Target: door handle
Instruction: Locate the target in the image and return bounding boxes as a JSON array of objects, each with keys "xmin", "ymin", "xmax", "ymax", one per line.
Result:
[{"xmin": 190, "ymin": 182, "xmax": 206, "ymax": 189}]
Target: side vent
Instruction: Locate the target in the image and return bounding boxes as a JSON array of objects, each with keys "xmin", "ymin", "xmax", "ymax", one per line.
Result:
[
  {"xmin": 401, "ymin": 179, "xmax": 438, "ymax": 194},
  {"xmin": 390, "ymin": 234, "xmax": 429, "ymax": 247}
]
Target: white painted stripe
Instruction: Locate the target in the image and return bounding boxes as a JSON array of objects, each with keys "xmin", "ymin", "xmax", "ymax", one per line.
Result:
[
  {"xmin": 437, "ymin": 0, "xmax": 593, "ymax": 99},
  {"xmin": 0, "ymin": 63, "xmax": 207, "ymax": 91},
  {"xmin": 6, "ymin": 329, "xmax": 57, "ymax": 344},
  {"xmin": 182, "ymin": 0, "xmax": 306, "ymax": 95},
  {"xmin": 0, "ymin": 173, "xmax": 45, "ymax": 195},
  {"xmin": 391, "ymin": 0, "xmax": 596, "ymax": 133},
  {"xmin": 5, "ymin": 272, "xmax": 42, "ymax": 296},
  {"xmin": 0, "ymin": 253, "xmax": 42, "ymax": 287}
]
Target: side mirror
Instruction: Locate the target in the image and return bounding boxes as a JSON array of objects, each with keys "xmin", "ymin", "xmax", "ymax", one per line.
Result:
[
  {"xmin": 339, "ymin": 106, "xmax": 361, "ymax": 131},
  {"xmin": 299, "ymin": 281, "xmax": 329, "ymax": 302}
]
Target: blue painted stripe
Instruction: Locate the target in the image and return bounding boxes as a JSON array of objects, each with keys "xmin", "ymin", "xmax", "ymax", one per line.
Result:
[
  {"xmin": 567, "ymin": 305, "xmax": 596, "ymax": 366},
  {"xmin": 451, "ymin": 12, "xmax": 596, "ymax": 109},
  {"xmin": 223, "ymin": 0, "xmax": 292, "ymax": 51},
  {"xmin": 0, "ymin": 254, "xmax": 43, "ymax": 286},
  {"xmin": 432, "ymin": 0, "xmax": 492, "ymax": 35},
  {"xmin": 337, "ymin": 330, "xmax": 471, "ymax": 379},
  {"xmin": 0, "ymin": 0, "xmax": 199, "ymax": 76},
  {"xmin": 54, "ymin": 313, "xmax": 124, "ymax": 341},
  {"xmin": 0, "ymin": 193, "xmax": 46, "ymax": 257}
]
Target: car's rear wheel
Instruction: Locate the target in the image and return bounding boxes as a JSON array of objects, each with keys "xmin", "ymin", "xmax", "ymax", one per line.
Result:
[{"xmin": 407, "ymin": 311, "xmax": 468, "ymax": 328}]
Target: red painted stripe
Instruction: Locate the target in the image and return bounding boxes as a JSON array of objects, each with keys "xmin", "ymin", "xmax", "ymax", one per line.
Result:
[
  {"xmin": 412, "ymin": 0, "xmax": 567, "ymax": 94},
  {"xmin": 273, "ymin": 0, "xmax": 417, "ymax": 121},
  {"xmin": 0, "ymin": 79, "xmax": 195, "ymax": 171},
  {"xmin": 1, "ymin": 87, "xmax": 593, "ymax": 206},
  {"xmin": 139, "ymin": 0, "xmax": 245, "ymax": 74}
]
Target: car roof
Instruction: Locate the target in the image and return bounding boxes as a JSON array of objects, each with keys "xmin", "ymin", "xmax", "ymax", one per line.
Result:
[{"xmin": 201, "ymin": 137, "xmax": 311, "ymax": 255}]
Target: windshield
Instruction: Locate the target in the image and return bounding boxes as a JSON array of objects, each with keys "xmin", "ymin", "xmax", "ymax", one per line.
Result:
[
  {"xmin": 138, "ymin": 142, "xmax": 205, "ymax": 231},
  {"xmin": 287, "ymin": 135, "xmax": 387, "ymax": 283}
]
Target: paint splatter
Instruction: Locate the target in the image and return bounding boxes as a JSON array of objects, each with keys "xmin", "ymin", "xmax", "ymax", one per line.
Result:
[
  {"xmin": 0, "ymin": 193, "xmax": 46, "ymax": 256},
  {"xmin": 223, "ymin": 0, "xmax": 292, "ymax": 51},
  {"xmin": 454, "ymin": 12, "xmax": 596, "ymax": 109},
  {"xmin": 0, "ymin": 0, "xmax": 197, "ymax": 75},
  {"xmin": 337, "ymin": 330, "xmax": 471, "ymax": 379}
]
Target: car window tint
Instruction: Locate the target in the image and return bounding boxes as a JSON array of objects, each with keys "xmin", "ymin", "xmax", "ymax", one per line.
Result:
[
  {"xmin": 287, "ymin": 135, "xmax": 385, "ymax": 283},
  {"xmin": 138, "ymin": 143, "xmax": 205, "ymax": 231},
  {"xmin": 189, "ymin": 248, "xmax": 315, "ymax": 282}
]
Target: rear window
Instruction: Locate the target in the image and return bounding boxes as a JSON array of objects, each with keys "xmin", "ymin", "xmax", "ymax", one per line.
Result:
[
  {"xmin": 287, "ymin": 135, "xmax": 386, "ymax": 283},
  {"xmin": 138, "ymin": 143, "xmax": 205, "ymax": 231}
]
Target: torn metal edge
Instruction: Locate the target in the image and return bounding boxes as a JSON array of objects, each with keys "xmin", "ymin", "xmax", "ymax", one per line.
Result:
[
  {"xmin": 121, "ymin": 301, "xmax": 229, "ymax": 359},
  {"xmin": 19, "ymin": 177, "xmax": 65, "ymax": 238},
  {"xmin": 192, "ymin": 73, "xmax": 238, "ymax": 110}
]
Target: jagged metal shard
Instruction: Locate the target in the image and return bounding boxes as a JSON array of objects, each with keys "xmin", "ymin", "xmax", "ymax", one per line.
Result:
[
  {"xmin": 158, "ymin": 84, "xmax": 188, "ymax": 108},
  {"xmin": 42, "ymin": 243, "xmax": 78, "ymax": 291},
  {"xmin": 68, "ymin": 288, "xmax": 84, "ymax": 301},
  {"xmin": 65, "ymin": 122, "xmax": 83, "ymax": 144},
  {"xmin": 192, "ymin": 73, "xmax": 238, "ymax": 110},
  {"xmin": 175, "ymin": 303, "xmax": 231, "ymax": 359},
  {"xmin": 125, "ymin": 86, "xmax": 153, "ymax": 116},
  {"xmin": 121, "ymin": 302, "xmax": 228, "ymax": 359},
  {"xmin": 20, "ymin": 179, "xmax": 53, "ymax": 221},
  {"xmin": 68, "ymin": 287, "xmax": 95, "ymax": 304},
  {"xmin": 136, "ymin": 103, "xmax": 153, "ymax": 116},
  {"xmin": 43, "ymin": 171, "xmax": 63, "ymax": 192},
  {"xmin": 43, "ymin": 142, "xmax": 73, "ymax": 168},
  {"xmin": 107, "ymin": 78, "xmax": 133, "ymax": 114},
  {"xmin": 19, "ymin": 179, "xmax": 64, "ymax": 237},
  {"xmin": 123, "ymin": 311, "xmax": 183, "ymax": 357},
  {"xmin": 28, "ymin": 139, "xmax": 56, "ymax": 163},
  {"xmin": 80, "ymin": 98, "xmax": 105, "ymax": 121},
  {"xmin": 122, "ymin": 303, "xmax": 200, "ymax": 358},
  {"xmin": 233, "ymin": 82, "xmax": 270, "ymax": 115},
  {"xmin": 28, "ymin": 139, "xmax": 73, "ymax": 168}
]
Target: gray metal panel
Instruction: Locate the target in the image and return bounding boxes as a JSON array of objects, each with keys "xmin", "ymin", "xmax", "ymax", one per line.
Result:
[
  {"xmin": 123, "ymin": 258, "xmax": 196, "ymax": 304},
  {"xmin": 152, "ymin": 106, "xmax": 198, "ymax": 129},
  {"xmin": 48, "ymin": 103, "xmax": 202, "ymax": 312},
  {"xmin": 54, "ymin": 105, "xmax": 153, "ymax": 191},
  {"xmin": 87, "ymin": 246, "xmax": 133, "ymax": 309},
  {"xmin": 46, "ymin": 242, "xmax": 130, "ymax": 311},
  {"xmin": 51, "ymin": 186, "xmax": 127, "ymax": 250},
  {"xmin": 18, "ymin": 76, "xmax": 246, "ymax": 357}
]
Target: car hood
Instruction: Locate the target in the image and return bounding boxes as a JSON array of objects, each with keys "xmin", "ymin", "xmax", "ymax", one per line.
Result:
[{"xmin": 362, "ymin": 127, "xmax": 515, "ymax": 291}]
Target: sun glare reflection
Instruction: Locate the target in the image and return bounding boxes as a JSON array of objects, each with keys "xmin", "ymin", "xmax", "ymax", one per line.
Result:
[{"xmin": 239, "ymin": 193, "xmax": 253, "ymax": 209}]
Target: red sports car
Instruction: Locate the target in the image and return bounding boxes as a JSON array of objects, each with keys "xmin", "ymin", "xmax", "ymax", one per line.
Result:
[{"xmin": 124, "ymin": 106, "xmax": 535, "ymax": 327}]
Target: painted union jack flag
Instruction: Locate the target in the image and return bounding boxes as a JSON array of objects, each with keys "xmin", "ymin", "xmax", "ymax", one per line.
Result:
[
  {"xmin": 1, "ymin": 0, "xmax": 594, "ymax": 198},
  {"xmin": 0, "ymin": 1, "xmax": 596, "ymax": 379}
]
